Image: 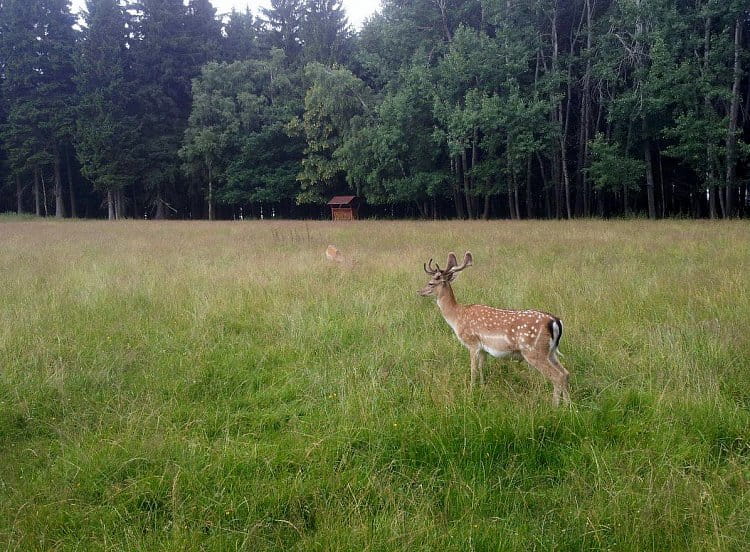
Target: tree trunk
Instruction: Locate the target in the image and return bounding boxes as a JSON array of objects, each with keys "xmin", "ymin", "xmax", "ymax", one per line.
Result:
[
  {"xmin": 16, "ymin": 175, "xmax": 24, "ymax": 214},
  {"xmin": 41, "ymin": 170, "xmax": 49, "ymax": 217},
  {"xmin": 207, "ymin": 160, "xmax": 214, "ymax": 221},
  {"xmin": 452, "ymin": 156, "xmax": 466, "ymax": 219},
  {"xmin": 574, "ymin": 0, "xmax": 590, "ymax": 216},
  {"xmin": 580, "ymin": 0, "xmax": 593, "ymax": 216},
  {"xmin": 658, "ymin": 149, "xmax": 666, "ymax": 218},
  {"xmin": 482, "ymin": 193, "xmax": 491, "ymax": 220},
  {"xmin": 537, "ymin": 152, "xmax": 551, "ymax": 219},
  {"xmin": 34, "ymin": 168, "xmax": 41, "ymax": 216},
  {"xmin": 623, "ymin": 118, "xmax": 635, "ymax": 217},
  {"xmin": 471, "ymin": 128, "xmax": 479, "ymax": 217},
  {"xmin": 107, "ymin": 189, "xmax": 115, "ymax": 220},
  {"xmin": 551, "ymin": 2, "xmax": 563, "ymax": 219},
  {"xmin": 643, "ymin": 138, "xmax": 657, "ymax": 219},
  {"xmin": 436, "ymin": 0, "xmax": 452, "ymax": 42},
  {"xmin": 725, "ymin": 16, "xmax": 743, "ymax": 218},
  {"xmin": 560, "ymin": 43, "xmax": 574, "ymax": 219},
  {"xmin": 53, "ymin": 148, "xmax": 66, "ymax": 218},
  {"xmin": 552, "ymin": 150, "xmax": 561, "ymax": 218},
  {"xmin": 461, "ymin": 150, "xmax": 473, "ymax": 219},
  {"xmin": 561, "ymin": 137, "xmax": 572, "ymax": 219},
  {"xmin": 132, "ymin": 186, "xmax": 139, "ymax": 219},
  {"xmin": 526, "ymin": 156, "xmax": 535, "ymax": 218},
  {"xmin": 718, "ymin": 181, "xmax": 726, "ymax": 218},
  {"xmin": 623, "ymin": 184, "xmax": 629, "ymax": 216},
  {"xmin": 576, "ymin": 85, "xmax": 590, "ymax": 216},
  {"xmin": 66, "ymin": 145, "xmax": 77, "ymax": 218},
  {"xmin": 155, "ymin": 185, "xmax": 165, "ymax": 220},
  {"xmin": 115, "ymin": 189, "xmax": 124, "ymax": 219},
  {"xmin": 704, "ymin": 15, "xmax": 717, "ymax": 220}
]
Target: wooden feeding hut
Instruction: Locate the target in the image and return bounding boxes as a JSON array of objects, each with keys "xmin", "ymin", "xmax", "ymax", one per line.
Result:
[{"xmin": 327, "ymin": 195, "xmax": 361, "ymax": 221}]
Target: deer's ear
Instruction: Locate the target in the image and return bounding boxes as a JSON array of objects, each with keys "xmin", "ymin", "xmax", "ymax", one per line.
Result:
[{"xmin": 446, "ymin": 252, "xmax": 458, "ymax": 271}]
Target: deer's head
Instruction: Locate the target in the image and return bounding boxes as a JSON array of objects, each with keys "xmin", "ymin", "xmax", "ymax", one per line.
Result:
[{"xmin": 419, "ymin": 251, "xmax": 473, "ymax": 297}]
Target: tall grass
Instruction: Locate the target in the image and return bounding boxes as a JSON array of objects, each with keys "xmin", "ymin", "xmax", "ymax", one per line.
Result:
[{"xmin": 1, "ymin": 219, "xmax": 749, "ymax": 550}]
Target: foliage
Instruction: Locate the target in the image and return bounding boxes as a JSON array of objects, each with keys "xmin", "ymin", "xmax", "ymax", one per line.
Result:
[
  {"xmin": 0, "ymin": 0, "xmax": 749, "ymax": 218},
  {"xmin": 291, "ymin": 62, "xmax": 372, "ymax": 203},
  {"xmin": 74, "ymin": 0, "xmax": 139, "ymax": 196},
  {"xmin": 0, "ymin": 0, "xmax": 76, "ymax": 216},
  {"xmin": 587, "ymin": 133, "xmax": 646, "ymax": 192}
]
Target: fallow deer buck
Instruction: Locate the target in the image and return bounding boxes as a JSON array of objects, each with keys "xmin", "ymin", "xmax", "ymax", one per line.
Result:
[{"xmin": 419, "ymin": 252, "xmax": 570, "ymax": 406}]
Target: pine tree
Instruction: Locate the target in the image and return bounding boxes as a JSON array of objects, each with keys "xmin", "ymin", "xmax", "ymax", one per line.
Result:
[
  {"xmin": 0, "ymin": 0, "xmax": 77, "ymax": 218},
  {"xmin": 130, "ymin": 0, "xmax": 220, "ymax": 218},
  {"xmin": 261, "ymin": 0, "xmax": 304, "ymax": 64},
  {"xmin": 186, "ymin": 0, "xmax": 222, "ymax": 67},
  {"xmin": 222, "ymin": 8, "xmax": 262, "ymax": 62},
  {"xmin": 0, "ymin": 0, "xmax": 43, "ymax": 213},
  {"xmin": 41, "ymin": 0, "xmax": 77, "ymax": 218},
  {"xmin": 74, "ymin": 0, "xmax": 139, "ymax": 219},
  {"xmin": 301, "ymin": 0, "xmax": 351, "ymax": 64}
]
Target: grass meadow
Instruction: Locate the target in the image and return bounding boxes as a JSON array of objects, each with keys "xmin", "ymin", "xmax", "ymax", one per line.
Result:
[{"xmin": 1, "ymin": 218, "xmax": 749, "ymax": 551}]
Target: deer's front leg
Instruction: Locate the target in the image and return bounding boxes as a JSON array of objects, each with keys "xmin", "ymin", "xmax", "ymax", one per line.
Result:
[
  {"xmin": 469, "ymin": 347, "xmax": 483, "ymax": 389},
  {"xmin": 477, "ymin": 350, "xmax": 486, "ymax": 385}
]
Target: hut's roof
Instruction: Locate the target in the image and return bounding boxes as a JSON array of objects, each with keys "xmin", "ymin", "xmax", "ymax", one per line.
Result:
[{"xmin": 327, "ymin": 195, "xmax": 359, "ymax": 206}]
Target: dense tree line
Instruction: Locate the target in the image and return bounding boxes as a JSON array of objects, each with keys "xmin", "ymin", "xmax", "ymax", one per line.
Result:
[{"xmin": 1, "ymin": 0, "xmax": 749, "ymax": 219}]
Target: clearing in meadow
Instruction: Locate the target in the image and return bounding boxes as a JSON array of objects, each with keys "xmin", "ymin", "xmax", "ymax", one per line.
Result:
[{"xmin": 1, "ymin": 219, "xmax": 749, "ymax": 550}]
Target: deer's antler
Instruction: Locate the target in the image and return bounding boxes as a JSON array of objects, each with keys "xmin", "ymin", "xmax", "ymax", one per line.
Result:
[
  {"xmin": 424, "ymin": 258, "xmax": 438, "ymax": 275},
  {"xmin": 447, "ymin": 251, "xmax": 473, "ymax": 274}
]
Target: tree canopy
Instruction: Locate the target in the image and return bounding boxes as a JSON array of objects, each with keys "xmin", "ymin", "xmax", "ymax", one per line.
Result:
[{"xmin": 1, "ymin": 0, "xmax": 749, "ymax": 219}]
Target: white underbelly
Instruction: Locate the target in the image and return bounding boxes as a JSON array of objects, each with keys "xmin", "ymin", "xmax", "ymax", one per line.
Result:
[
  {"xmin": 477, "ymin": 333, "xmax": 519, "ymax": 358},
  {"xmin": 481, "ymin": 343, "xmax": 514, "ymax": 358}
]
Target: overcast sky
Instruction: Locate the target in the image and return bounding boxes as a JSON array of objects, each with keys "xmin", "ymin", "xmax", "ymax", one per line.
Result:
[{"xmin": 70, "ymin": 1, "xmax": 381, "ymax": 29}]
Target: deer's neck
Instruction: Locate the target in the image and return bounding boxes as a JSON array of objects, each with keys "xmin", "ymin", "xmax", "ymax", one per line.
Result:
[{"xmin": 436, "ymin": 284, "xmax": 462, "ymax": 322}]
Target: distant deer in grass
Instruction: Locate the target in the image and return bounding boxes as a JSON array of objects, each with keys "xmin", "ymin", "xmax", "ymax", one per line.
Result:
[
  {"xmin": 325, "ymin": 245, "xmax": 345, "ymax": 263},
  {"xmin": 419, "ymin": 252, "xmax": 570, "ymax": 406},
  {"xmin": 325, "ymin": 245, "xmax": 356, "ymax": 268}
]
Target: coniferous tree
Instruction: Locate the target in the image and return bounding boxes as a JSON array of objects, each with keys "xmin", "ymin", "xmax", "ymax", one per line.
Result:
[
  {"xmin": 43, "ymin": 0, "xmax": 77, "ymax": 218},
  {"xmin": 301, "ymin": 0, "xmax": 351, "ymax": 64},
  {"xmin": 1, "ymin": 1, "xmax": 39, "ymax": 215},
  {"xmin": 261, "ymin": 0, "xmax": 304, "ymax": 65},
  {"xmin": 130, "ymin": 0, "xmax": 185, "ymax": 218},
  {"xmin": 0, "ymin": 0, "xmax": 77, "ymax": 218},
  {"xmin": 131, "ymin": 0, "xmax": 220, "ymax": 218},
  {"xmin": 74, "ymin": 0, "xmax": 138, "ymax": 219},
  {"xmin": 186, "ymin": 0, "xmax": 222, "ymax": 67},
  {"xmin": 0, "ymin": 0, "xmax": 41, "ymax": 213},
  {"xmin": 222, "ymin": 8, "xmax": 262, "ymax": 62}
]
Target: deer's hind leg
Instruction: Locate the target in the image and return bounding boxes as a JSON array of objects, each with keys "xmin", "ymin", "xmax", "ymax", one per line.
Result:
[
  {"xmin": 521, "ymin": 350, "xmax": 570, "ymax": 407},
  {"xmin": 549, "ymin": 354, "xmax": 570, "ymax": 405}
]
